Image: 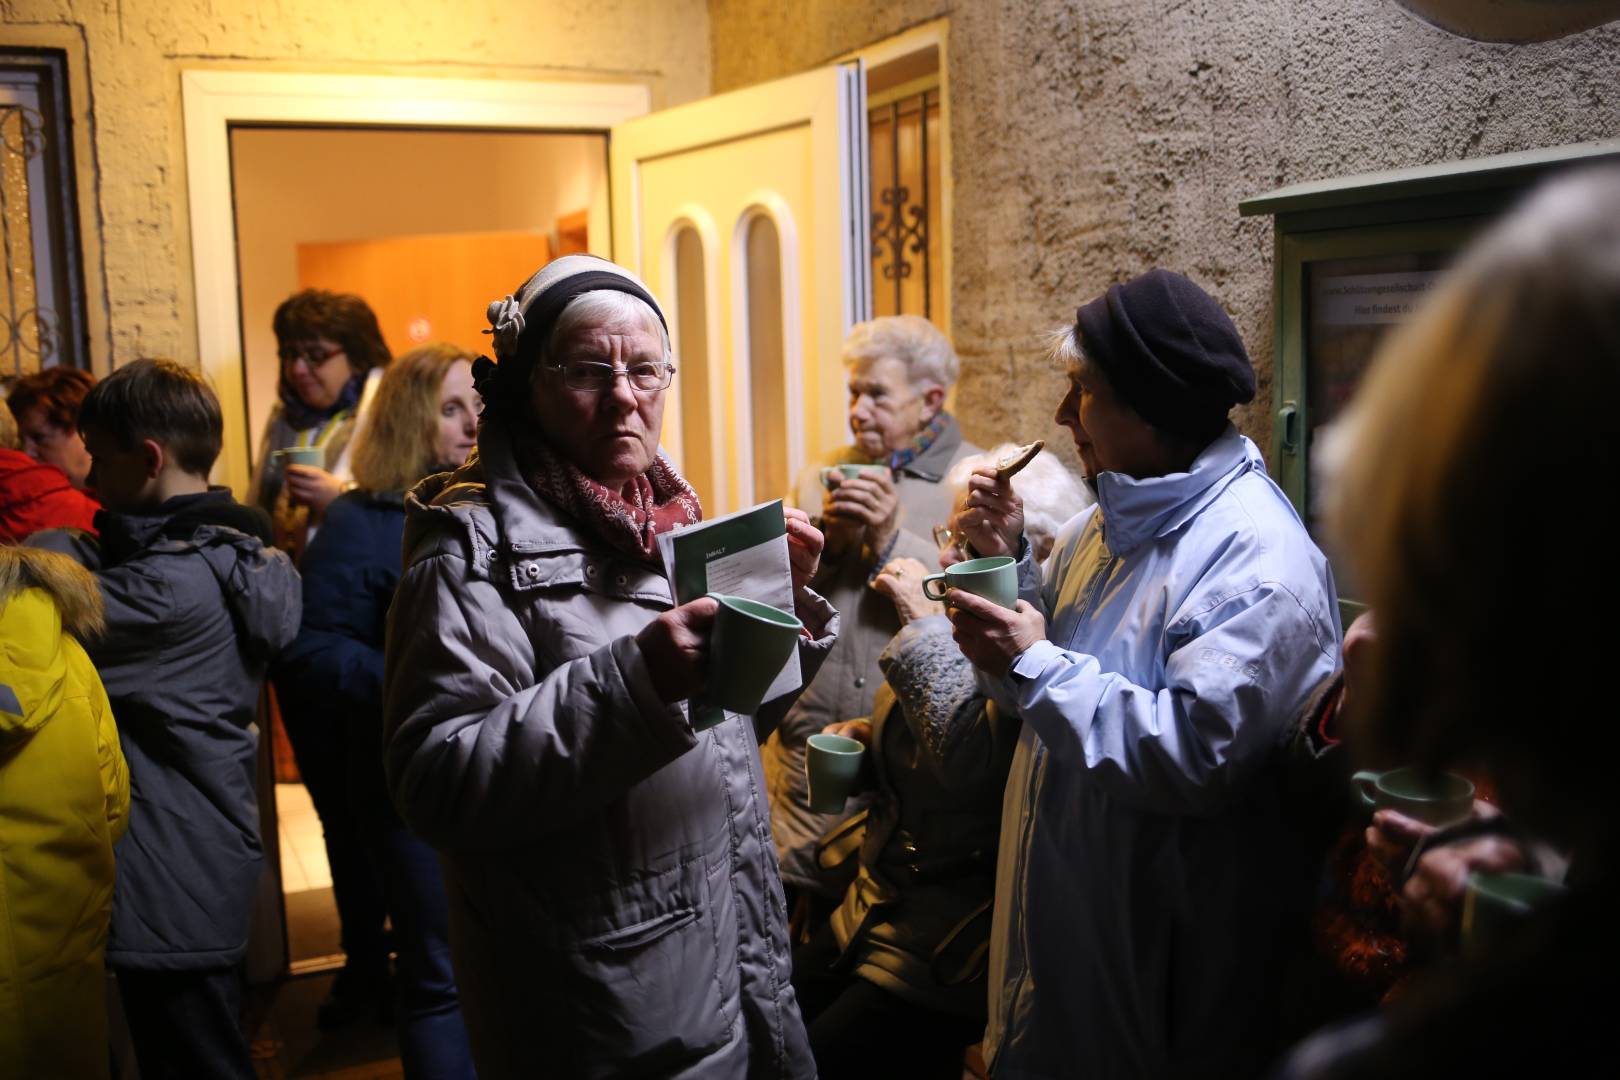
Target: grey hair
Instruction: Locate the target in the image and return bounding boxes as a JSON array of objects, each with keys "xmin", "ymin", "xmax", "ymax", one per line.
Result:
[
  {"xmin": 1047, "ymin": 323, "xmax": 1086, "ymax": 370},
  {"xmin": 544, "ymin": 289, "xmax": 673, "ymax": 366},
  {"xmin": 842, "ymin": 315, "xmax": 959, "ymax": 390},
  {"xmin": 946, "ymin": 443, "xmax": 1092, "ymax": 552}
]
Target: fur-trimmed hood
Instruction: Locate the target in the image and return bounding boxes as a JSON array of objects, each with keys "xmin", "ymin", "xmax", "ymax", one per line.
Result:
[{"xmin": 0, "ymin": 547, "xmax": 106, "ymax": 749}]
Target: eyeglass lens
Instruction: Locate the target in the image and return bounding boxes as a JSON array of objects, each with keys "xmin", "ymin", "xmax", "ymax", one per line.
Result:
[{"xmin": 560, "ymin": 362, "xmax": 673, "ymax": 392}]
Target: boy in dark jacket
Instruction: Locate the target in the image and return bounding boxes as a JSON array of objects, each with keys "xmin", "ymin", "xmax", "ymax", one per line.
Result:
[{"xmin": 30, "ymin": 359, "xmax": 301, "ymax": 1079}]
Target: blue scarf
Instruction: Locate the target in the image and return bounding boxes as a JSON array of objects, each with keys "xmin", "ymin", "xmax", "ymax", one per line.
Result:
[{"xmin": 278, "ymin": 372, "xmax": 366, "ymax": 432}]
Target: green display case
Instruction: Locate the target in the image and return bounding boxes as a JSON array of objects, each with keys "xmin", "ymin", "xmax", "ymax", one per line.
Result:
[{"xmin": 1241, "ymin": 139, "xmax": 1620, "ymax": 592}]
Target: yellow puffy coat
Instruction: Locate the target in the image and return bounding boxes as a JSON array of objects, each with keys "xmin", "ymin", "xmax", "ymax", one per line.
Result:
[{"xmin": 0, "ymin": 549, "xmax": 128, "ymax": 1080}]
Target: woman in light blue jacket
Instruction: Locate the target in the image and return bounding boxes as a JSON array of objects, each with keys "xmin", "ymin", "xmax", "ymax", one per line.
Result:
[{"xmin": 949, "ymin": 270, "xmax": 1340, "ymax": 1078}]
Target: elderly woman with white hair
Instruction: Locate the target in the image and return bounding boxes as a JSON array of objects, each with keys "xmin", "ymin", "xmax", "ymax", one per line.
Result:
[
  {"xmin": 789, "ymin": 445, "xmax": 1090, "ymax": 1078},
  {"xmin": 767, "ymin": 315, "xmax": 983, "ymax": 922},
  {"xmin": 382, "ymin": 255, "xmax": 837, "ymax": 1079}
]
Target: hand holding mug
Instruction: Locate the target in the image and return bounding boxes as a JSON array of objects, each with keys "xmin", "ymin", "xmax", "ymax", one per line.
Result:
[
  {"xmin": 871, "ymin": 557, "xmax": 941, "ymax": 624},
  {"xmin": 1401, "ymin": 831, "xmax": 1527, "ymax": 939},
  {"xmin": 635, "ymin": 596, "xmax": 719, "ymax": 705},
  {"xmin": 822, "ymin": 468, "xmax": 899, "ymax": 554},
  {"xmin": 946, "ymin": 590, "xmax": 1046, "ymax": 676},
  {"xmin": 820, "ymin": 718, "xmax": 873, "ymax": 748},
  {"xmin": 283, "ymin": 464, "xmax": 345, "ymax": 513}
]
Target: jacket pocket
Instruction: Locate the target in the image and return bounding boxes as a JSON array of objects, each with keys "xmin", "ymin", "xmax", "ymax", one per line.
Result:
[{"xmin": 548, "ymin": 853, "xmax": 734, "ymax": 1077}]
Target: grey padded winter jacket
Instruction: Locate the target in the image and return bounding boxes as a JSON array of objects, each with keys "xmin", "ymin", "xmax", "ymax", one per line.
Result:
[{"xmin": 383, "ymin": 416, "xmax": 837, "ymax": 1080}]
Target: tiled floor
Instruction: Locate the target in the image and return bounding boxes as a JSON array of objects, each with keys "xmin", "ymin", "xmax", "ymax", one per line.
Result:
[
  {"xmin": 278, "ymin": 782, "xmax": 332, "ymax": 893},
  {"xmin": 254, "ymin": 785, "xmax": 400, "ymax": 1077},
  {"xmin": 246, "ymin": 971, "xmax": 402, "ymax": 1079}
]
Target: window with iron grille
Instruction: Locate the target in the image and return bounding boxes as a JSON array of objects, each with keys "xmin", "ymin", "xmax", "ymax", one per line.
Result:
[
  {"xmin": 869, "ymin": 79, "xmax": 943, "ymax": 327},
  {"xmin": 1, "ymin": 48, "xmax": 88, "ymax": 378}
]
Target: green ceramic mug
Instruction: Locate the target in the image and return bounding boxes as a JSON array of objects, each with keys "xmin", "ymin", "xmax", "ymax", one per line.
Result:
[
  {"xmin": 1461, "ymin": 871, "xmax": 1566, "ymax": 958},
  {"xmin": 819, "ymin": 463, "xmax": 890, "ymax": 489},
  {"xmin": 805, "ymin": 732, "xmax": 866, "ymax": 813},
  {"xmin": 271, "ymin": 446, "xmax": 326, "ymax": 469},
  {"xmin": 703, "ymin": 593, "xmax": 803, "ymax": 716},
  {"xmin": 1351, "ymin": 766, "xmax": 1476, "ymax": 828},
  {"xmin": 921, "ymin": 555, "xmax": 1018, "ymax": 610}
]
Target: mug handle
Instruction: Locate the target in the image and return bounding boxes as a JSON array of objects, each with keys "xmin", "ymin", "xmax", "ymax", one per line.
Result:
[
  {"xmin": 820, "ymin": 467, "xmax": 839, "ymax": 489},
  {"xmin": 921, "ymin": 573, "xmax": 949, "ymax": 602},
  {"xmin": 1350, "ymin": 769, "xmax": 1383, "ymax": 812}
]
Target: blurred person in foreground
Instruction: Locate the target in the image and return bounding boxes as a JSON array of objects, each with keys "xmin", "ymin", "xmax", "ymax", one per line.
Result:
[
  {"xmin": 1275, "ymin": 166, "xmax": 1620, "ymax": 1079},
  {"xmin": 0, "ymin": 547, "xmax": 126, "ymax": 1080},
  {"xmin": 1, "ymin": 391, "xmax": 99, "ymax": 541},
  {"xmin": 273, "ymin": 343, "xmax": 480, "ymax": 1070},
  {"xmin": 382, "ymin": 255, "xmax": 835, "ymax": 1078},
  {"xmin": 791, "ymin": 444, "xmax": 1089, "ymax": 1078},
  {"xmin": 769, "ymin": 315, "xmax": 981, "ymax": 922},
  {"xmin": 948, "ymin": 271, "xmax": 1340, "ymax": 1078}
]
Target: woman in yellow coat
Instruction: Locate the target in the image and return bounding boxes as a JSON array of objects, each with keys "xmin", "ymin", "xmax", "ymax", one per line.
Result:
[{"xmin": 0, "ymin": 546, "xmax": 128, "ymax": 1080}]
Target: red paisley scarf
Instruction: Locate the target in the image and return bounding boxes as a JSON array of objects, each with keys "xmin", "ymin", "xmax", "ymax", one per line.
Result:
[{"xmin": 513, "ymin": 429, "xmax": 702, "ymax": 565}]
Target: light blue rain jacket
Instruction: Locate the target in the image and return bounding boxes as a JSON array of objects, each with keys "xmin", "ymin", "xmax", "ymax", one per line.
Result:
[{"xmin": 981, "ymin": 427, "xmax": 1339, "ymax": 1079}]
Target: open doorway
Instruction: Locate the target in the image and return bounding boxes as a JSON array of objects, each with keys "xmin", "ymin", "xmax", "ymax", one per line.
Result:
[{"xmin": 229, "ymin": 123, "xmax": 608, "ymax": 972}]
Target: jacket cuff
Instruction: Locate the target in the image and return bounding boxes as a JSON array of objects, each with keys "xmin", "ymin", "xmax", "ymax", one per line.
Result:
[
  {"xmin": 982, "ymin": 638, "xmax": 1065, "ymax": 712},
  {"xmin": 793, "ymin": 585, "xmax": 839, "ymax": 647},
  {"xmin": 613, "ymin": 635, "xmax": 699, "ymax": 752}
]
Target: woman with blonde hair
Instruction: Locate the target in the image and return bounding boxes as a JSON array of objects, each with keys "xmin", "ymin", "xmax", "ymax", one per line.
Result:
[
  {"xmin": 272, "ymin": 343, "xmax": 479, "ymax": 1075},
  {"xmin": 1277, "ymin": 166, "xmax": 1620, "ymax": 1077}
]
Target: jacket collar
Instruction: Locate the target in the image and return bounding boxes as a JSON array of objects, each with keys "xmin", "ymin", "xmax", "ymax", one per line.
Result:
[
  {"xmin": 94, "ymin": 487, "xmax": 268, "ymax": 566},
  {"xmin": 900, "ymin": 411, "xmax": 965, "ymax": 482},
  {"xmin": 1091, "ymin": 426, "xmax": 1256, "ymax": 556},
  {"xmin": 405, "ymin": 416, "xmax": 673, "ymax": 599}
]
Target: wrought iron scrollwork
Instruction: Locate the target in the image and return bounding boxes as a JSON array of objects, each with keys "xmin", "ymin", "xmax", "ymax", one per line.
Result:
[{"xmin": 869, "ymin": 91, "xmax": 934, "ymax": 318}]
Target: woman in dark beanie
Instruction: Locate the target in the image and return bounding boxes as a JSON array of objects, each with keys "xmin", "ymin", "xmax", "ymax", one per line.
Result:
[
  {"xmin": 381, "ymin": 254, "xmax": 837, "ymax": 1078},
  {"xmin": 250, "ymin": 288, "xmax": 391, "ymax": 558},
  {"xmin": 947, "ymin": 268, "xmax": 1340, "ymax": 1077}
]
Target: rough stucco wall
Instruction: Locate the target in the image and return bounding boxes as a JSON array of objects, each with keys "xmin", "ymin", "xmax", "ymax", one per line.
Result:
[
  {"xmin": 1, "ymin": 0, "xmax": 710, "ymax": 372},
  {"xmin": 710, "ymin": 0, "xmax": 1620, "ymax": 466}
]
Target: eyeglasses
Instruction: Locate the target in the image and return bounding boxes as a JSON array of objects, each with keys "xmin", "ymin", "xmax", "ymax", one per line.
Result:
[
  {"xmin": 550, "ymin": 360, "xmax": 675, "ymax": 393},
  {"xmin": 932, "ymin": 524, "xmax": 972, "ymax": 558},
  {"xmin": 278, "ymin": 343, "xmax": 346, "ymax": 371}
]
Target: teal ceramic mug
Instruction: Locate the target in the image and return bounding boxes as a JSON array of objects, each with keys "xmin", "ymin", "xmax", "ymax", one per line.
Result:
[
  {"xmin": 819, "ymin": 463, "xmax": 890, "ymax": 488},
  {"xmin": 805, "ymin": 732, "xmax": 866, "ymax": 813},
  {"xmin": 703, "ymin": 593, "xmax": 803, "ymax": 716},
  {"xmin": 1461, "ymin": 871, "xmax": 1566, "ymax": 958},
  {"xmin": 271, "ymin": 446, "xmax": 326, "ymax": 469},
  {"xmin": 921, "ymin": 555, "xmax": 1017, "ymax": 610},
  {"xmin": 1351, "ymin": 766, "xmax": 1476, "ymax": 828}
]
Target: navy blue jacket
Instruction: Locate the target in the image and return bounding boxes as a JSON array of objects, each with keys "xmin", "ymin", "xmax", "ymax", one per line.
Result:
[
  {"xmin": 272, "ymin": 490, "xmax": 405, "ymax": 816},
  {"xmin": 31, "ymin": 489, "xmax": 302, "ymax": 970}
]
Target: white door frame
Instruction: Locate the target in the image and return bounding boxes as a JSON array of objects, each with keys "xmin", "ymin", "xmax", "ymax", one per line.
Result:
[{"xmin": 181, "ymin": 70, "xmax": 650, "ymax": 494}]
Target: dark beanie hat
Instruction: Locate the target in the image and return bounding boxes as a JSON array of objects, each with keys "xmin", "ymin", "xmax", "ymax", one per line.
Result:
[{"xmin": 1073, "ymin": 269, "xmax": 1255, "ymax": 441}]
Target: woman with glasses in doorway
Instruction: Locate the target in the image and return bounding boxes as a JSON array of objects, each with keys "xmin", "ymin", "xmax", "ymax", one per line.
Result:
[{"xmin": 250, "ymin": 288, "xmax": 391, "ymax": 560}]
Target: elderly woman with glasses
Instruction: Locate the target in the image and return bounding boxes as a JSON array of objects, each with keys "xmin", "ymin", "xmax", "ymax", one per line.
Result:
[
  {"xmin": 382, "ymin": 255, "xmax": 837, "ymax": 1080},
  {"xmin": 790, "ymin": 445, "xmax": 1090, "ymax": 1079},
  {"xmin": 251, "ymin": 288, "xmax": 391, "ymax": 557}
]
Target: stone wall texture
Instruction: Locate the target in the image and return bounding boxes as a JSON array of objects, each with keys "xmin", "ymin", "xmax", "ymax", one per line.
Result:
[
  {"xmin": 2, "ymin": 0, "xmax": 712, "ymax": 372},
  {"xmin": 711, "ymin": 0, "xmax": 1620, "ymax": 462}
]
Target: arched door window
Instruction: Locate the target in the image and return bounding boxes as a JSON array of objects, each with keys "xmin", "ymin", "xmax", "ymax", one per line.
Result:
[
  {"xmin": 743, "ymin": 213, "xmax": 788, "ymax": 505},
  {"xmin": 669, "ymin": 223, "xmax": 714, "ymax": 507}
]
